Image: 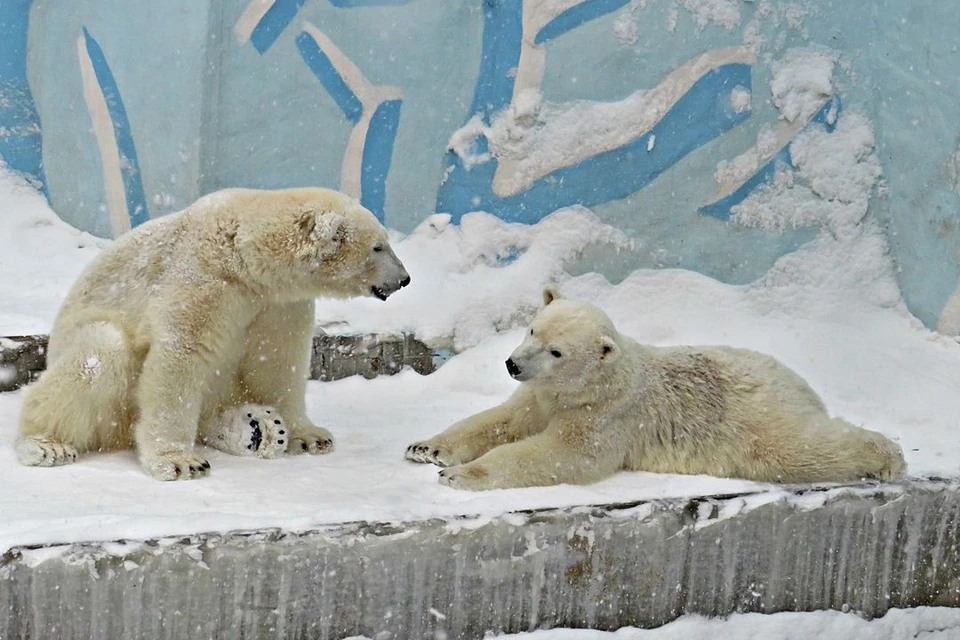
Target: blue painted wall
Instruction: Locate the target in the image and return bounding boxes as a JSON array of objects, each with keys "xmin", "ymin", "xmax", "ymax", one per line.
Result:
[{"xmin": 1, "ymin": 0, "xmax": 958, "ymax": 333}]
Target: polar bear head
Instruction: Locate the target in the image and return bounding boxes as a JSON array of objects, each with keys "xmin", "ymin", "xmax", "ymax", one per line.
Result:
[
  {"xmin": 227, "ymin": 188, "xmax": 410, "ymax": 301},
  {"xmin": 505, "ymin": 286, "xmax": 622, "ymax": 389}
]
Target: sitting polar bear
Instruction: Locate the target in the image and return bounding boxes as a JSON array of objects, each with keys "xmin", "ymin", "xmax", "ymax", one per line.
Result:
[
  {"xmin": 407, "ymin": 287, "xmax": 906, "ymax": 490},
  {"xmin": 18, "ymin": 187, "xmax": 410, "ymax": 480}
]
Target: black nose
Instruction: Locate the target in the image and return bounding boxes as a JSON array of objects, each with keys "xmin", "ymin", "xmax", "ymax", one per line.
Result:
[
  {"xmin": 400, "ymin": 275, "xmax": 411, "ymax": 288},
  {"xmin": 505, "ymin": 358, "xmax": 521, "ymax": 377}
]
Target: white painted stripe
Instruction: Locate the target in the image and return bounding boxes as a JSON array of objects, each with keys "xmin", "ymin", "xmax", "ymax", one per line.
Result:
[
  {"xmin": 301, "ymin": 23, "xmax": 402, "ymax": 201},
  {"xmin": 234, "ymin": 0, "xmax": 276, "ymax": 45},
  {"xmin": 76, "ymin": 34, "xmax": 131, "ymax": 238},
  {"xmin": 704, "ymin": 102, "xmax": 826, "ymax": 205},
  {"xmin": 493, "ymin": 46, "xmax": 757, "ymax": 197},
  {"xmin": 938, "ymin": 286, "xmax": 960, "ymax": 336},
  {"xmin": 300, "ymin": 22, "xmax": 401, "ymax": 105},
  {"xmin": 340, "ymin": 112, "xmax": 373, "ymax": 199}
]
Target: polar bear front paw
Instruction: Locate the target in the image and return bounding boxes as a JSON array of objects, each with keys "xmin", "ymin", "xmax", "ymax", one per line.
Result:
[
  {"xmin": 17, "ymin": 437, "xmax": 79, "ymax": 467},
  {"xmin": 142, "ymin": 451, "xmax": 211, "ymax": 481},
  {"xmin": 405, "ymin": 441, "xmax": 461, "ymax": 467},
  {"xmin": 204, "ymin": 404, "xmax": 288, "ymax": 459},
  {"xmin": 288, "ymin": 424, "xmax": 334, "ymax": 454}
]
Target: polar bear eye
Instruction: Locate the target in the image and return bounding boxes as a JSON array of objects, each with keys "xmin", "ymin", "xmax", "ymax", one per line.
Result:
[
  {"xmin": 373, "ymin": 244, "xmax": 384, "ymax": 253},
  {"xmin": 550, "ymin": 349, "xmax": 562, "ymax": 358}
]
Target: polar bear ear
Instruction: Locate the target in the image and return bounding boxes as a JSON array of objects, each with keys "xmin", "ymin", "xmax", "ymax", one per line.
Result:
[
  {"xmin": 599, "ymin": 335, "xmax": 620, "ymax": 362},
  {"xmin": 299, "ymin": 210, "xmax": 346, "ymax": 254},
  {"xmin": 542, "ymin": 285, "xmax": 563, "ymax": 306}
]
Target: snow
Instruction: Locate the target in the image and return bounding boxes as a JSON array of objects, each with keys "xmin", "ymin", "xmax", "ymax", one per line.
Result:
[
  {"xmin": 676, "ymin": 0, "xmax": 741, "ymax": 32},
  {"xmin": 0, "ymin": 162, "xmax": 104, "ymax": 334},
  {"xmin": 732, "ymin": 111, "xmax": 881, "ymax": 233},
  {"xmin": 769, "ymin": 45, "xmax": 838, "ymax": 123},
  {"xmin": 2, "ymin": 73, "xmax": 960, "ymax": 557},
  {"xmin": 472, "ymin": 607, "xmax": 960, "ymax": 639}
]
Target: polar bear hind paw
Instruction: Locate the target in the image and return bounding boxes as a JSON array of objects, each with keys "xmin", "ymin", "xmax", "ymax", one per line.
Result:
[
  {"xmin": 438, "ymin": 463, "xmax": 492, "ymax": 491},
  {"xmin": 17, "ymin": 436, "xmax": 79, "ymax": 467},
  {"xmin": 405, "ymin": 441, "xmax": 460, "ymax": 467},
  {"xmin": 204, "ymin": 404, "xmax": 288, "ymax": 459}
]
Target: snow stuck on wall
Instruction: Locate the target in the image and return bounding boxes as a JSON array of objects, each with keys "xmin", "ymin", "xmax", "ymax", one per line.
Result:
[{"xmin": 730, "ymin": 111, "xmax": 882, "ymax": 234}]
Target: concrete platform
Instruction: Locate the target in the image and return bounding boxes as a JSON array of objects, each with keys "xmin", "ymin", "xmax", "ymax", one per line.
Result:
[{"xmin": 2, "ymin": 480, "xmax": 958, "ymax": 640}]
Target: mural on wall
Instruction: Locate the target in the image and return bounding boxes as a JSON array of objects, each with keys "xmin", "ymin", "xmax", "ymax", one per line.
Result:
[
  {"xmin": 1, "ymin": 0, "xmax": 844, "ymax": 232},
  {"xmin": 0, "ymin": 0, "xmax": 45, "ymax": 194},
  {"xmin": 235, "ymin": 0, "xmax": 404, "ymax": 222},
  {"xmin": 7, "ymin": 0, "xmax": 959, "ymax": 334},
  {"xmin": 436, "ymin": 0, "xmax": 760, "ymax": 224},
  {"xmin": 77, "ymin": 28, "xmax": 150, "ymax": 237}
]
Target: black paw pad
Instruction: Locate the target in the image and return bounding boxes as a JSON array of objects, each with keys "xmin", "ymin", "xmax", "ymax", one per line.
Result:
[
  {"xmin": 301, "ymin": 442, "xmax": 308, "ymax": 451},
  {"xmin": 250, "ymin": 423, "xmax": 263, "ymax": 451}
]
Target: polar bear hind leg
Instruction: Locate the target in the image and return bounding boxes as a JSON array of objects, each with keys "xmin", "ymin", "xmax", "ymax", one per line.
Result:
[
  {"xmin": 200, "ymin": 403, "xmax": 288, "ymax": 458},
  {"xmin": 18, "ymin": 320, "xmax": 137, "ymax": 467}
]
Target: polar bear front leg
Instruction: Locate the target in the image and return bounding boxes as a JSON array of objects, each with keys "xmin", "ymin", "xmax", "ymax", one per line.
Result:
[
  {"xmin": 438, "ymin": 424, "xmax": 625, "ymax": 490},
  {"xmin": 134, "ymin": 346, "xmax": 212, "ymax": 481},
  {"xmin": 133, "ymin": 294, "xmax": 252, "ymax": 481},
  {"xmin": 200, "ymin": 404, "xmax": 288, "ymax": 458},
  {"xmin": 406, "ymin": 386, "xmax": 545, "ymax": 467},
  {"xmin": 238, "ymin": 300, "xmax": 335, "ymax": 455}
]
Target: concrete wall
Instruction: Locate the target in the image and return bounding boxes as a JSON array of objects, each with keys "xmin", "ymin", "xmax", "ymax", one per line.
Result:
[
  {"xmin": 1, "ymin": 0, "xmax": 958, "ymax": 332},
  {"xmin": 2, "ymin": 481, "xmax": 959, "ymax": 639}
]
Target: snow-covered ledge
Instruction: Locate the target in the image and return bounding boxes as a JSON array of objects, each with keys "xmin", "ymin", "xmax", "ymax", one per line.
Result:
[{"xmin": 1, "ymin": 480, "xmax": 957, "ymax": 640}]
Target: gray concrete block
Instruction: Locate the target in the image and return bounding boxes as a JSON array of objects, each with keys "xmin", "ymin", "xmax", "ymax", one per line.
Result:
[
  {"xmin": 1, "ymin": 481, "xmax": 957, "ymax": 640},
  {"xmin": 0, "ymin": 335, "xmax": 47, "ymax": 392},
  {"xmin": 0, "ymin": 332, "xmax": 437, "ymax": 392}
]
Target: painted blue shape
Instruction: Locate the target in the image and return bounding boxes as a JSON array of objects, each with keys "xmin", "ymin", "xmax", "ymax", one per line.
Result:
[
  {"xmin": 0, "ymin": 0, "xmax": 47, "ymax": 193},
  {"xmin": 698, "ymin": 95, "xmax": 843, "ymax": 221},
  {"xmin": 249, "ymin": 0, "xmax": 307, "ymax": 54},
  {"xmin": 535, "ymin": 0, "xmax": 632, "ymax": 45},
  {"xmin": 81, "ymin": 28, "xmax": 150, "ymax": 228},
  {"xmin": 360, "ymin": 99, "xmax": 402, "ymax": 222},
  {"xmin": 437, "ymin": 63, "xmax": 753, "ymax": 224},
  {"xmin": 329, "ymin": 0, "xmax": 413, "ymax": 6},
  {"xmin": 296, "ymin": 31, "xmax": 363, "ymax": 124},
  {"xmin": 470, "ymin": 0, "xmax": 523, "ymax": 120}
]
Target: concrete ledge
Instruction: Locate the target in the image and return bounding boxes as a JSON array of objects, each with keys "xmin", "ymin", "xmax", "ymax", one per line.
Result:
[
  {"xmin": 1, "ymin": 480, "xmax": 958, "ymax": 639},
  {"xmin": 0, "ymin": 333, "xmax": 436, "ymax": 392}
]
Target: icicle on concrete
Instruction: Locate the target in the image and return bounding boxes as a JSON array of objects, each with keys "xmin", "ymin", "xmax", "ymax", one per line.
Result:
[{"xmin": 2, "ymin": 480, "xmax": 958, "ymax": 640}]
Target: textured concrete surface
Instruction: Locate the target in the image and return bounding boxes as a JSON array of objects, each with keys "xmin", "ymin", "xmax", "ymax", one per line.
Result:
[
  {"xmin": 1, "ymin": 480, "xmax": 957, "ymax": 640},
  {"xmin": 0, "ymin": 332, "xmax": 435, "ymax": 392}
]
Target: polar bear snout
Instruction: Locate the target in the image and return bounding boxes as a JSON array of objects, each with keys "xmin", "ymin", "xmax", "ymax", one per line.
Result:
[
  {"xmin": 370, "ymin": 273, "xmax": 410, "ymax": 301},
  {"xmin": 505, "ymin": 358, "xmax": 523, "ymax": 379}
]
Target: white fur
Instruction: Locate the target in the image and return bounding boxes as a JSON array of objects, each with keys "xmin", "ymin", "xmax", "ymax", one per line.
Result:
[
  {"xmin": 408, "ymin": 287, "xmax": 906, "ymax": 490},
  {"xmin": 19, "ymin": 187, "xmax": 409, "ymax": 480}
]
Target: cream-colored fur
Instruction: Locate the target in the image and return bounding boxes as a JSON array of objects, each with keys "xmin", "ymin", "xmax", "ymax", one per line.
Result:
[
  {"xmin": 407, "ymin": 287, "xmax": 906, "ymax": 490},
  {"xmin": 18, "ymin": 187, "xmax": 409, "ymax": 480}
]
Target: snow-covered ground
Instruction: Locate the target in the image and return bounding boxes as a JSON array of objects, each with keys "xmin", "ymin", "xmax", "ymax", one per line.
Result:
[
  {"xmin": 2, "ymin": 147, "xmax": 960, "ymax": 556},
  {"xmin": 450, "ymin": 606, "xmax": 960, "ymax": 639}
]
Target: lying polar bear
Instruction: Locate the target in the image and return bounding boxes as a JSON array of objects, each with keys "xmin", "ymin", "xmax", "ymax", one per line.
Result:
[
  {"xmin": 407, "ymin": 287, "xmax": 906, "ymax": 490},
  {"xmin": 18, "ymin": 187, "xmax": 409, "ymax": 480}
]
